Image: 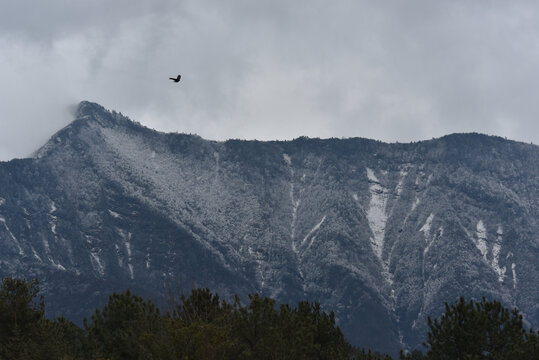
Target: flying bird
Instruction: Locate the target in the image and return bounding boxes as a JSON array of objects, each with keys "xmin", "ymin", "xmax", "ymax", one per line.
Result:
[{"xmin": 169, "ymin": 74, "xmax": 181, "ymax": 83}]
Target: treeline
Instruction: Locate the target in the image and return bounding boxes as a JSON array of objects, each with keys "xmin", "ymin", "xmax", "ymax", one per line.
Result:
[
  {"xmin": 0, "ymin": 277, "xmax": 356, "ymax": 359},
  {"xmin": 0, "ymin": 277, "xmax": 537, "ymax": 359}
]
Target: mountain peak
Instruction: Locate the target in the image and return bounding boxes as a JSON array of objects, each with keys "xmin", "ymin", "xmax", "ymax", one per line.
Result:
[
  {"xmin": 76, "ymin": 101, "xmax": 108, "ymax": 120},
  {"xmin": 75, "ymin": 101, "xmax": 136, "ymax": 129},
  {"xmin": 33, "ymin": 101, "xmax": 138, "ymax": 159}
]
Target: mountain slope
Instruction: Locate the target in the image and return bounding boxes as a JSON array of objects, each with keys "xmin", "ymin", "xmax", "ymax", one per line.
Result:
[{"xmin": 1, "ymin": 101, "xmax": 537, "ymax": 353}]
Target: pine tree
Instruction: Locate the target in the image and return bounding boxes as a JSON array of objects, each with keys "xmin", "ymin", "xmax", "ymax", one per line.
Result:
[
  {"xmin": 424, "ymin": 297, "xmax": 531, "ymax": 359},
  {"xmin": 84, "ymin": 290, "xmax": 163, "ymax": 360}
]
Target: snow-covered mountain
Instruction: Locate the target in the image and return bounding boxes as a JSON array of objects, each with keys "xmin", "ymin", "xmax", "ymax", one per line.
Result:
[{"xmin": 1, "ymin": 101, "xmax": 537, "ymax": 353}]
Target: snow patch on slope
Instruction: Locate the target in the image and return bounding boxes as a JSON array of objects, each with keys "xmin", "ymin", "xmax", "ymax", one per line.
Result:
[
  {"xmin": 108, "ymin": 209, "xmax": 121, "ymax": 218},
  {"xmin": 118, "ymin": 229, "xmax": 135, "ymax": 280},
  {"xmin": 49, "ymin": 202, "xmax": 58, "ymax": 235},
  {"xmin": 420, "ymin": 213, "xmax": 434, "ymax": 239},
  {"xmin": 491, "ymin": 226, "xmax": 506, "ymax": 283},
  {"xmin": 471, "ymin": 222, "xmax": 507, "ymax": 283},
  {"xmin": 284, "ymin": 153, "xmax": 301, "ymax": 252},
  {"xmin": 31, "ymin": 247, "xmax": 42, "ymax": 262},
  {"xmin": 90, "ymin": 251, "xmax": 105, "ymax": 276},
  {"xmin": 366, "ymin": 168, "xmax": 389, "ymax": 262},
  {"xmin": 49, "ymin": 258, "xmax": 66, "ymax": 271},
  {"xmin": 420, "ymin": 212, "xmax": 442, "ymax": 282},
  {"xmin": 365, "ymin": 168, "xmax": 393, "ymax": 285},
  {"xmin": 511, "ymin": 263, "xmax": 517, "ymax": 289},
  {"xmin": 0, "ymin": 215, "xmax": 24, "ymax": 255},
  {"xmin": 114, "ymin": 244, "xmax": 123, "ymax": 267},
  {"xmin": 283, "ymin": 153, "xmax": 291, "ymax": 166},
  {"xmin": 302, "ymin": 215, "xmax": 326, "ymax": 249},
  {"xmin": 411, "ymin": 197, "xmax": 420, "ymax": 212},
  {"xmin": 395, "ymin": 169, "xmax": 407, "ymax": 196},
  {"xmin": 474, "ymin": 220, "xmax": 488, "ymax": 261}
]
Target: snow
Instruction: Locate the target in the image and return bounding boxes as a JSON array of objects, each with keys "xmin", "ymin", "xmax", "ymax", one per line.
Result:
[
  {"xmin": 43, "ymin": 238, "xmax": 50, "ymax": 253},
  {"xmin": 0, "ymin": 215, "xmax": 24, "ymax": 255},
  {"xmin": 395, "ymin": 169, "xmax": 407, "ymax": 196},
  {"xmin": 474, "ymin": 220, "xmax": 488, "ymax": 261},
  {"xmin": 145, "ymin": 253, "xmax": 151, "ymax": 269},
  {"xmin": 420, "ymin": 213, "xmax": 434, "ymax": 239},
  {"xmin": 411, "ymin": 197, "xmax": 420, "ymax": 212},
  {"xmin": 302, "ymin": 215, "xmax": 326, "ymax": 248},
  {"xmin": 128, "ymin": 264, "xmax": 134, "ymax": 279},
  {"xmin": 283, "ymin": 153, "xmax": 291, "ymax": 166},
  {"xmin": 426, "ymin": 225, "xmax": 443, "ymax": 256},
  {"xmin": 491, "ymin": 225, "xmax": 506, "ymax": 283},
  {"xmin": 123, "ymin": 231, "xmax": 135, "ymax": 279},
  {"xmin": 422, "ymin": 222, "xmax": 443, "ymax": 282},
  {"xmin": 114, "ymin": 228, "xmax": 135, "ymax": 279},
  {"xmin": 90, "ymin": 252, "xmax": 105, "ymax": 276},
  {"xmin": 108, "ymin": 209, "xmax": 121, "ymax": 218},
  {"xmin": 49, "ymin": 257, "xmax": 66, "ymax": 271},
  {"xmin": 125, "ymin": 235, "xmax": 132, "ymax": 257},
  {"xmin": 49, "ymin": 202, "xmax": 57, "ymax": 235},
  {"xmin": 512, "ymin": 263, "xmax": 517, "ymax": 289},
  {"xmin": 31, "ymin": 247, "xmax": 42, "ymax": 262},
  {"xmin": 290, "ymin": 188, "xmax": 300, "ymax": 243},
  {"xmin": 365, "ymin": 168, "xmax": 393, "ymax": 285},
  {"xmin": 114, "ymin": 244, "xmax": 123, "ymax": 267},
  {"xmin": 472, "ymin": 222, "xmax": 506, "ymax": 282},
  {"xmin": 284, "ymin": 153, "xmax": 301, "ymax": 252},
  {"xmin": 365, "ymin": 168, "xmax": 389, "ymax": 262},
  {"xmin": 366, "ymin": 167, "xmax": 378, "ymax": 183}
]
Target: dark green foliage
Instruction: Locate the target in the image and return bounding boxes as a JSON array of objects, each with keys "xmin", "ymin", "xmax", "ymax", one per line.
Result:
[
  {"xmin": 424, "ymin": 296, "xmax": 537, "ymax": 359},
  {"xmin": 160, "ymin": 288, "xmax": 236, "ymax": 359},
  {"xmin": 229, "ymin": 294, "xmax": 352, "ymax": 359},
  {"xmin": 84, "ymin": 290, "xmax": 163, "ymax": 359},
  {"xmin": 171, "ymin": 287, "xmax": 231, "ymax": 324},
  {"xmin": 83, "ymin": 286, "xmax": 352, "ymax": 359},
  {"xmin": 3, "ymin": 277, "xmax": 538, "ymax": 359},
  {"xmin": 0, "ymin": 277, "xmax": 86, "ymax": 359},
  {"xmin": 0, "ymin": 278, "xmax": 43, "ymax": 356}
]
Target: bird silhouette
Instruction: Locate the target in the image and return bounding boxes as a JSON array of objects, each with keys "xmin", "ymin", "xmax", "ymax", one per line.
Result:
[{"xmin": 169, "ymin": 74, "xmax": 181, "ymax": 83}]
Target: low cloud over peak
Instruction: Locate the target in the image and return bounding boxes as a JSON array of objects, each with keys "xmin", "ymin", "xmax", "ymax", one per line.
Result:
[{"xmin": 1, "ymin": 0, "xmax": 538, "ymax": 160}]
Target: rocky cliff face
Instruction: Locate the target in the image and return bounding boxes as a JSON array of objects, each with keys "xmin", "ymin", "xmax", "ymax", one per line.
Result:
[{"xmin": 0, "ymin": 101, "xmax": 537, "ymax": 353}]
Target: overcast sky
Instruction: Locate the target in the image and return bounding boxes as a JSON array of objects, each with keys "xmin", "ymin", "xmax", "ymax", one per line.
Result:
[{"xmin": 1, "ymin": 0, "xmax": 538, "ymax": 160}]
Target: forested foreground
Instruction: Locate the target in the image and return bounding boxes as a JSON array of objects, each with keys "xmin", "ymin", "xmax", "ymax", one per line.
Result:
[{"xmin": 0, "ymin": 278, "xmax": 537, "ymax": 359}]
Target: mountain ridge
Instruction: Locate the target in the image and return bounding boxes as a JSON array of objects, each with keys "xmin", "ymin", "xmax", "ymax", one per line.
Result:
[{"xmin": 0, "ymin": 101, "xmax": 537, "ymax": 354}]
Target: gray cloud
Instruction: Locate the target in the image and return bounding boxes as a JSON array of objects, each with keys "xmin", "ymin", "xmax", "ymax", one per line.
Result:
[{"xmin": 1, "ymin": 0, "xmax": 538, "ymax": 160}]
